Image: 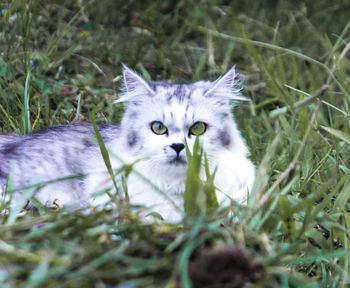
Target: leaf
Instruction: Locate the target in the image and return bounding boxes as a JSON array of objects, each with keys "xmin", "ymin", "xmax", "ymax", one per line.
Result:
[
  {"xmin": 248, "ymin": 132, "xmax": 281, "ymax": 206},
  {"xmin": 332, "ymin": 181, "xmax": 350, "ymax": 217},
  {"xmin": 137, "ymin": 63, "xmax": 152, "ymax": 81},
  {"xmin": 0, "ymin": 58, "xmax": 7, "ymax": 77},
  {"xmin": 203, "ymin": 154, "xmax": 218, "ymax": 211},
  {"xmin": 27, "ymin": 256, "xmax": 50, "ymax": 288},
  {"xmin": 278, "ymin": 196, "xmax": 296, "ymax": 241},
  {"xmin": 89, "ymin": 107, "xmax": 117, "ymax": 199},
  {"xmin": 30, "ymin": 196, "xmax": 47, "ymax": 215},
  {"xmin": 184, "ymin": 136, "xmax": 203, "ymax": 218},
  {"xmin": 179, "ymin": 240, "xmax": 200, "ymax": 288},
  {"xmin": 304, "ymin": 228, "xmax": 330, "ymax": 250},
  {"xmin": 343, "ymin": 209, "xmax": 350, "ymax": 232},
  {"xmin": 7, "ymin": 183, "xmax": 37, "ymax": 225},
  {"xmin": 184, "ymin": 137, "xmax": 192, "ymax": 163},
  {"xmin": 68, "ymin": 243, "xmax": 129, "ymax": 278},
  {"xmin": 145, "ymin": 212, "xmax": 164, "ymax": 221},
  {"xmin": 290, "ymin": 250, "xmax": 347, "ymax": 265},
  {"xmin": 320, "ymin": 126, "xmax": 350, "ymax": 145},
  {"xmin": 302, "ymin": 144, "xmax": 313, "ymax": 180},
  {"xmin": 23, "ymin": 70, "xmax": 31, "ymax": 135}
]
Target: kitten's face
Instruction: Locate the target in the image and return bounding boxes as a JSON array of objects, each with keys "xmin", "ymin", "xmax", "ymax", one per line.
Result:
[{"xmin": 119, "ymin": 66, "xmax": 245, "ymax": 172}]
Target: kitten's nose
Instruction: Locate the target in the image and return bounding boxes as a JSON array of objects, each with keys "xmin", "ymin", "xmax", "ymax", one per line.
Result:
[{"xmin": 170, "ymin": 143, "xmax": 185, "ymax": 154}]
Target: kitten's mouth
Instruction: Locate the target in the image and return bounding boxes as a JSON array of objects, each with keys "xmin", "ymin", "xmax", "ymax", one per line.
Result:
[{"xmin": 169, "ymin": 155, "xmax": 187, "ymax": 165}]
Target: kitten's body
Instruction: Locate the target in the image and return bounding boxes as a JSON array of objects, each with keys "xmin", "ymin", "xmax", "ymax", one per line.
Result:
[{"xmin": 0, "ymin": 66, "xmax": 255, "ymax": 221}]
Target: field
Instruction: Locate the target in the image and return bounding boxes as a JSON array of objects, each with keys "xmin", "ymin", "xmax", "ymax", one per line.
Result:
[{"xmin": 1, "ymin": 0, "xmax": 350, "ymax": 287}]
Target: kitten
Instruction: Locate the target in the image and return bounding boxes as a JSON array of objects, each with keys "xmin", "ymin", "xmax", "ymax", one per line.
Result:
[{"xmin": 0, "ymin": 65, "xmax": 255, "ymax": 221}]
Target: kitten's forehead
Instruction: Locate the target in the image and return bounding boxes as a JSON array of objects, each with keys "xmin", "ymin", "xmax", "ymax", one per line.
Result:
[
  {"xmin": 152, "ymin": 82, "xmax": 220, "ymax": 130},
  {"xmin": 150, "ymin": 81, "xmax": 211, "ymax": 104},
  {"xmin": 163, "ymin": 99, "xmax": 192, "ymax": 129}
]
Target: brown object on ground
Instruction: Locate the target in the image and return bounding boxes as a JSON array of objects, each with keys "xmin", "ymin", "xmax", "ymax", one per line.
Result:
[{"xmin": 187, "ymin": 245, "xmax": 266, "ymax": 288}]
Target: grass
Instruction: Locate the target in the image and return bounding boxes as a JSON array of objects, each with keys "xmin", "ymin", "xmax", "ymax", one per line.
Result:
[{"xmin": 1, "ymin": 0, "xmax": 350, "ymax": 287}]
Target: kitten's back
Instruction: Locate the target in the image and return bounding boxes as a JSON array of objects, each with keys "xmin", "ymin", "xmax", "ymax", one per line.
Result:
[
  {"xmin": 0, "ymin": 134, "xmax": 16, "ymax": 146},
  {"xmin": 0, "ymin": 123, "xmax": 120, "ymax": 190}
]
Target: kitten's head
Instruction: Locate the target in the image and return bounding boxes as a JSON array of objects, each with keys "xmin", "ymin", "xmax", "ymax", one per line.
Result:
[{"xmin": 117, "ymin": 65, "xmax": 247, "ymax": 173}]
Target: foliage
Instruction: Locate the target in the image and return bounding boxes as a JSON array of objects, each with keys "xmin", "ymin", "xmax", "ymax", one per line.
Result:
[{"xmin": 1, "ymin": 0, "xmax": 350, "ymax": 287}]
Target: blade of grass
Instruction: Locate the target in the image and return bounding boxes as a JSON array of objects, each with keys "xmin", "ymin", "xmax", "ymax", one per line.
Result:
[
  {"xmin": 258, "ymin": 100, "xmax": 320, "ymax": 207},
  {"xmin": 320, "ymin": 126, "xmax": 350, "ymax": 146},
  {"xmin": 73, "ymin": 93, "xmax": 81, "ymax": 123},
  {"xmin": 197, "ymin": 26, "xmax": 350, "ymax": 102},
  {"xmin": 27, "ymin": 256, "xmax": 50, "ymax": 288},
  {"xmin": 88, "ymin": 107, "xmax": 116, "ymax": 199},
  {"xmin": 74, "ymin": 54, "xmax": 106, "ymax": 76},
  {"xmin": 0, "ymin": 103, "xmax": 17, "ymax": 131},
  {"xmin": 45, "ymin": 1, "xmax": 95, "ymax": 58},
  {"xmin": 203, "ymin": 154, "xmax": 218, "ymax": 211},
  {"xmin": 7, "ymin": 182, "xmax": 37, "ymax": 225},
  {"xmin": 184, "ymin": 136, "xmax": 203, "ymax": 218},
  {"xmin": 24, "ymin": 70, "xmax": 31, "ymax": 135},
  {"xmin": 269, "ymin": 85, "xmax": 329, "ymax": 118}
]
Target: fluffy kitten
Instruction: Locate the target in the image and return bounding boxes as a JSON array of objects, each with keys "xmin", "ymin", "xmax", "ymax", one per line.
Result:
[{"xmin": 0, "ymin": 66, "xmax": 255, "ymax": 221}]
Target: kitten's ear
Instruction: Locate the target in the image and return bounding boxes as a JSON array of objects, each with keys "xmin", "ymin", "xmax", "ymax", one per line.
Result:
[
  {"xmin": 115, "ymin": 64, "xmax": 154, "ymax": 103},
  {"xmin": 204, "ymin": 66, "xmax": 247, "ymax": 101}
]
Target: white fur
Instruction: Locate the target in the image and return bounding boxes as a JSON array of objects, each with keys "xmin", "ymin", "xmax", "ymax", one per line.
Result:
[{"xmin": 84, "ymin": 66, "xmax": 255, "ymax": 221}]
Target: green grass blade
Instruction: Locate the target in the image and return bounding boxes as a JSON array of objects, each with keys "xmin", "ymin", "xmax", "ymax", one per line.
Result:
[
  {"xmin": 184, "ymin": 136, "xmax": 203, "ymax": 218},
  {"xmin": 7, "ymin": 183, "xmax": 37, "ymax": 225},
  {"xmin": 88, "ymin": 107, "xmax": 117, "ymax": 199},
  {"xmin": 24, "ymin": 70, "xmax": 31, "ymax": 135},
  {"xmin": 203, "ymin": 154, "xmax": 218, "ymax": 211},
  {"xmin": 332, "ymin": 181, "xmax": 350, "ymax": 217},
  {"xmin": 27, "ymin": 256, "xmax": 50, "ymax": 288},
  {"xmin": 320, "ymin": 126, "xmax": 350, "ymax": 145},
  {"xmin": 197, "ymin": 26, "xmax": 350, "ymax": 102}
]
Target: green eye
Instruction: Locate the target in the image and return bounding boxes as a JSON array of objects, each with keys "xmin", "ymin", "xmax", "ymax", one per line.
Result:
[
  {"xmin": 189, "ymin": 121, "xmax": 207, "ymax": 136},
  {"xmin": 151, "ymin": 121, "xmax": 168, "ymax": 135}
]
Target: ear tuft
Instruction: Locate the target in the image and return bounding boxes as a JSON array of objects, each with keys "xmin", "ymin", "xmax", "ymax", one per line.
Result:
[
  {"xmin": 204, "ymin": 66, "xmax": 247, "ymax": 101},
  {"xmin": 115, "ymin": 64, "xmax": 154, "ymax": 103}
]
